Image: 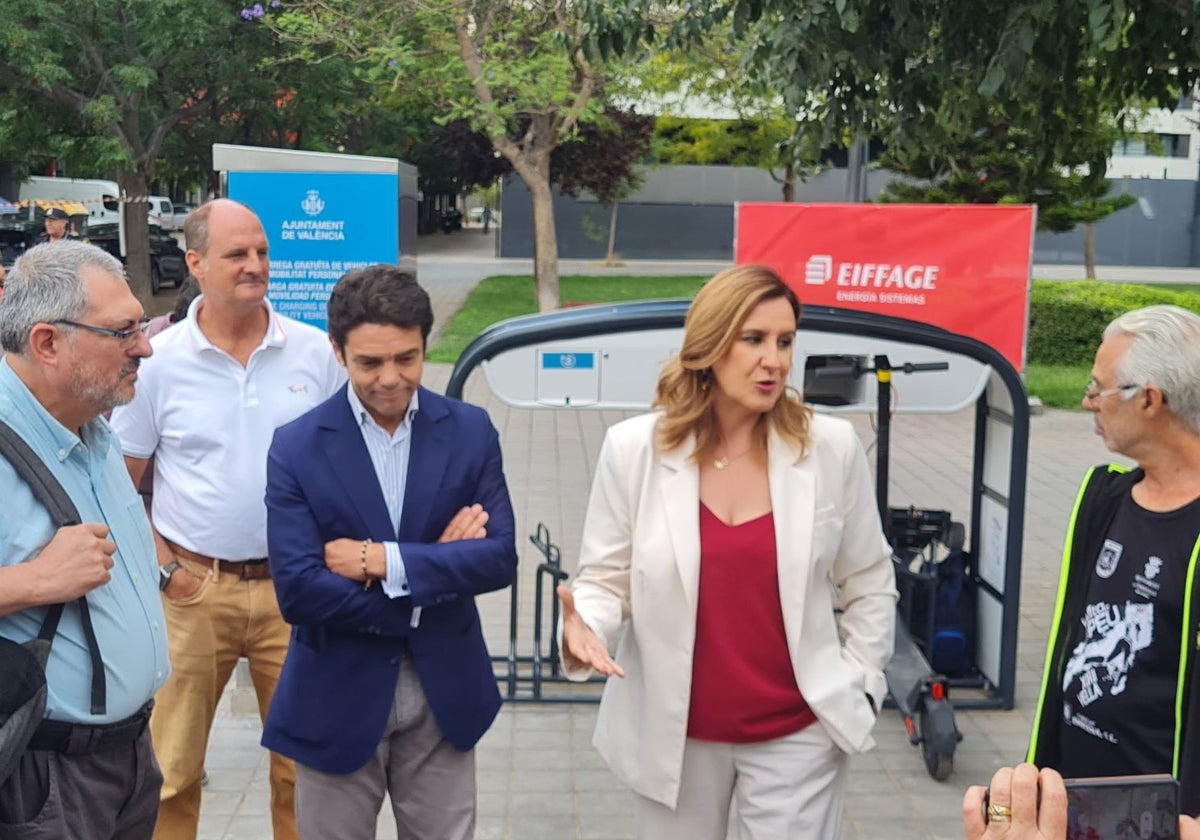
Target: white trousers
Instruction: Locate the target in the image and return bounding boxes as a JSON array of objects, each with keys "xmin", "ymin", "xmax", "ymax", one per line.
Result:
[{"xmin": 635, "ymin": 722, "xmax": 847, "ymax": 840}]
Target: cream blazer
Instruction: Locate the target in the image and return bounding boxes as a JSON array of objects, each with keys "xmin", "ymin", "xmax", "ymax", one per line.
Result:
[{"xmin": 565, "ymin": 411, "xmax": 897, "ymax": 808}]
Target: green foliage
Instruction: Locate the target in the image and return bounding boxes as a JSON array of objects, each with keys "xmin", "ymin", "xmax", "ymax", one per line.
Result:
[
  {"xmin": 880, "ymin": 113, "xmax": 1140, "ymax": 233},
  {"xmin": 0, "ymin": 0, "xmax": 369, "ymax": 189},
  {"xmin": 266, "ymin": 0, "xmax": 625, "ymax": 308},
  {"xmin": 652, "ymin": 116, "xmax": 793, "ymax": 166},
  {"xmin": 1028, "ymin": 280, "xmax": 1200, "ymax": 366},
  {"xmin": 584, "ymin": 0, "xmax": 1200, "ymax": 219},
  {"xmin": 553, "ymin": 107, "xmax": 655, "ymax": 204}
]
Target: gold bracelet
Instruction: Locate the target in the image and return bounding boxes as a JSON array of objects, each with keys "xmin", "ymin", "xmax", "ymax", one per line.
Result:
[{"xmin": 360, "ymin": 539, "xmax": 373, "ymax": 590}]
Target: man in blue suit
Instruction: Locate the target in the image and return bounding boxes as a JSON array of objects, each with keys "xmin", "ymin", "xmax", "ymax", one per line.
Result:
[{"xmin": 262, "ymin": 265, "xmax": 518, "ymax": 839}]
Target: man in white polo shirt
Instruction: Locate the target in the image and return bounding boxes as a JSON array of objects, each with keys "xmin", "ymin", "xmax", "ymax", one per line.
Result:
[{"xmin": 109, "ymin": 199, "xmax": 344, "ymax": 840}]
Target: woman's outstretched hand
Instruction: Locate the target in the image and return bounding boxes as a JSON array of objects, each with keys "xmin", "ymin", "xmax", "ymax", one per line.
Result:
[{"xmin": 557, "ymin": 585, "xmax": 626, "ymax": 678}]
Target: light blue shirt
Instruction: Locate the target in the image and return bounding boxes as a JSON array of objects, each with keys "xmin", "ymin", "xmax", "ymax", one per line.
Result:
[
  {"xmin": 346, "ymin": 385, "xmax": 420, "ymax": 620},
  {"xmin": 0, "ymin": 359, "xmax": 169, "ymax": 723}
]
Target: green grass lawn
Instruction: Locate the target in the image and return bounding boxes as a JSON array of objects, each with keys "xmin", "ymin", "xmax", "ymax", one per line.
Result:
[
  {"xmin": 1024, "ymin": 363, "xmax": 1089, "ymax": 409},
  {"xmin": 428, "ymin": 274, "xmax": 1191, "ymax": 411},
  {"xmin": 427, "ymin": 274, "xmax": 707, "ymax": 363}
]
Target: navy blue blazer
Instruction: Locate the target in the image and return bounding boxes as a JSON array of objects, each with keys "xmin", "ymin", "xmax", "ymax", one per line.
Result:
[{"xmin": 261, "ymin": 384, "xmax": 517, "ymax": 775}]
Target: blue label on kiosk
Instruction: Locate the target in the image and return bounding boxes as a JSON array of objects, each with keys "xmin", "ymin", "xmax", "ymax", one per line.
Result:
[
  {"xmin": 541, "ymin": 352, "xmax": 596, "ymax": 370},
  {"xmin": 227, "ymin": 171, "xmax": 399, "ymax": 329}
]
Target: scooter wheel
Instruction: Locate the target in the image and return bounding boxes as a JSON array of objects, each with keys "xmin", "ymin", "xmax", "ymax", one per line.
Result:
[{"xmin": 919, "ymin": 704, "xmax": 955, "ymax": 781}]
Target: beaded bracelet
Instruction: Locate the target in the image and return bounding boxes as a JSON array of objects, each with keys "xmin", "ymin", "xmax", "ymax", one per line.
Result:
[{"xmin": 360, "ymin": 539, "xmax": 373, "ymax": 590}]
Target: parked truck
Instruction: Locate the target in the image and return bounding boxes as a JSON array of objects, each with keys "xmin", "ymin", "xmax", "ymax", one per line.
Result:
[{"xmin": 18, "ymin": 176, "xmax": 123, "ymax": 229}]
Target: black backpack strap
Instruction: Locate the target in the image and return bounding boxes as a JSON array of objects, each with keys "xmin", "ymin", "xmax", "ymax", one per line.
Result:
[{"xmin": 0, "ymin": 419, "xmax": 106, "ymax": 715}]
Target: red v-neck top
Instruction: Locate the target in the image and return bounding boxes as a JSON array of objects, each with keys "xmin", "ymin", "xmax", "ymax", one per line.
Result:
[{"xmin": 686, "ymin": 504, "xmax": 817, "ymax": 743}]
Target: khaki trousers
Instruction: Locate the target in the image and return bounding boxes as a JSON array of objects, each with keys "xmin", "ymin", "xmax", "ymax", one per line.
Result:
[
  {"xmin": 150, "ymin": 558, "xmax": 297, "ymax": 840},
  {"xmin": 636, "ymin": 722, "xmax": 848, "ymax": 840}
]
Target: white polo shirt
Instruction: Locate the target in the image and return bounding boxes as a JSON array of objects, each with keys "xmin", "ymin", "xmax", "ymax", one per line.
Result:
[{"xmin": 110, "ymin": 296, "xmax": 345, "ymax": 559}]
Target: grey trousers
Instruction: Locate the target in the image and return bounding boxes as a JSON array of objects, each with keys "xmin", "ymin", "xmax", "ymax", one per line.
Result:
[
  {"xmin": 0, "ymin": 727, "xmax": 161, "ymax": 840},
  {"xmin": 294, "ymin": 654, "xmax": 476, "ymax": 840}
]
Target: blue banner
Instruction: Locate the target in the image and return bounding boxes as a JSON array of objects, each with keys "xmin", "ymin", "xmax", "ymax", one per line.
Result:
[{"xmin": 227, "ymin": 171, "xmax": 399, "ymax": 329}]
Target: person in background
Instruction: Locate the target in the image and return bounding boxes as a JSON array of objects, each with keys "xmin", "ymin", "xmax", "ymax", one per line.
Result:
[
  {"xmin": 0, "ymin": 241, "xmax": 167, "ymax": 839},
  {"xmin": 144, "ymin": 275, "xmax": 200, "ymax": 341},
  {"xmin": 558, "ymin": 263, "xmax": 897, "ymax": 839},
  {"xmin": 109, "ymin": 199, "xmax": 345, "ymax": 840},
  {"xmin": 1027, "ymin": 305, "xmax": 1200, "ymax": 811},
  {"xmin": 34, "ymin": 207, "xmax": 81, "ymax": 244}
]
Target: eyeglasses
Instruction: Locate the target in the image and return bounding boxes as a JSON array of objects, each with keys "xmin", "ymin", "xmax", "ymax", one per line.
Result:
[
  {"xmin": 1083, "ymin": 381, "xmax": 1141, "ymax": 403},
  {"xmin": 52, "ymin": 317, "xmax": 151, "ymax": 343}
]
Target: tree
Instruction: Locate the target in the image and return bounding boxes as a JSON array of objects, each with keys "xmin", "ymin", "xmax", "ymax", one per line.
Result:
[
  {"xmin": 881, "ymin": 106, "xmax": 1138, "ymax": 278},
  {"xmin": 651, "ymin": 116, "xmax": 801, "ymax": 198},
  {"xmin": 552, "ymin": 107, "xmax": 655, "ymax": 265},
  {"xmin": 266, "ymin": 0, "xmax": 615, "ymax": 311},
  {"xmin": 585, "ymin": 0, "xmax": 1200, "ymax": 210},
  {"xmin": 621, "ymin": 24, "xmax": 818, "ymax": 200},
  {"xmin": 0, "ymin": 1, "xmax": 380, "ymax": 299},
  {"xmin": 0, "ymin": 1, "xmax": 316, "ymax": 298}
]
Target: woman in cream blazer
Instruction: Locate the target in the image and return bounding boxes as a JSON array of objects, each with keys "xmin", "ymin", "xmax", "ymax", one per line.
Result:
[{"xmin": 559, "ymin": 265, "xmax": 897, "ymax": 839}]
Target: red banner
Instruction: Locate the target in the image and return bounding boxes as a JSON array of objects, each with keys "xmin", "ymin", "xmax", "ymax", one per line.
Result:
[{"xmin": 735, "ymin": 203, "xmax": 1035, "ymax": 371}]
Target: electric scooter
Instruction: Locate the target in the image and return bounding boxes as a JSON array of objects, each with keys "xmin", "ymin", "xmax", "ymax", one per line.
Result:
[{"xmin": 812, "ymin": 353, "xmax": 964, "ymax": 780}]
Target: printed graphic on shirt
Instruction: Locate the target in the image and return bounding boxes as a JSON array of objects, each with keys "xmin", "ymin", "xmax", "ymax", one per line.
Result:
[
  {"xmin": 1063, "ymin": 600, "xmax": 1154, "ymax": 711},
  {"xmin": 1095, "ymin": 538, "xmax": 1122, "ymax": 578}
]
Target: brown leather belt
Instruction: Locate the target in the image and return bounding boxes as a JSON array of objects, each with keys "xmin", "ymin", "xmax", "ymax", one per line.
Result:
[{"xmin": 164, "ymin": 539, "xmax": 272, "ymax": 580}]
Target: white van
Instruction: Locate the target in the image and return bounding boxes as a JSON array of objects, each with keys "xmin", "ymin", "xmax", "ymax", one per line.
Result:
[
  {"xmin": 19, "ymin": 176, "xmax": 122, "ymax": 227},
  {"xmin": 147, "ymin": 196, "xmax": 175, "ymax": 230}
]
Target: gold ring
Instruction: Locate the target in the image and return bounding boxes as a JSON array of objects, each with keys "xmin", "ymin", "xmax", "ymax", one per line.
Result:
[{"xmin": 987, "ymin": 804, "xmax": 1013, "ymax": 823}]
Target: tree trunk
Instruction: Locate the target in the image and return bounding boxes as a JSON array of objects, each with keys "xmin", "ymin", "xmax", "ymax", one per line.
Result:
[
  {"xmin": 526, "ymin": 173, "xmax": 561, "ymax": 312},
  {"xmin": 605, "ymin": 201, "xmax": 619, "ymax": 266},
  {"xmin": 782, "ymin": 163, "xmax": 795, "ymax": 202},
  {"xmin": 1083, "ymin": 223, "xmax": 1097, "ymax": 280},
  {"xmin": 118, "ymin": 169, "xmax": 154, "ymax": 303}
]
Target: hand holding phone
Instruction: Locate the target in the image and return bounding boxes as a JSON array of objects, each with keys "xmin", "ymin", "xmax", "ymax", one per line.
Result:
[
  {"xmin": 964, "ymin": 763, "xmax": 1067, "ymax": 839},
  {"xmin": 965, "ymin": 766, "xmax": 1182, "ymax": 840}
]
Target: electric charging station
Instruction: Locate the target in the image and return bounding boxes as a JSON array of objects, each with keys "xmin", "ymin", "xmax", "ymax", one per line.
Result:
[{"xmin": 448, "ymin": 300, "xmax": 1030, "ymax": 721}]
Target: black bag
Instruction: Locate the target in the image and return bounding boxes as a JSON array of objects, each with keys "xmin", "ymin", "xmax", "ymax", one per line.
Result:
[{"xmin": 0, "ymin": 420, "xmax": 104, "ymax": 784}]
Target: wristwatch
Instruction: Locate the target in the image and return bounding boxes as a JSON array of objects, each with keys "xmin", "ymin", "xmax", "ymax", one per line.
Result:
[{"xmin": 158, "ymin": 560, "xmax": 184, "ymax": 591}]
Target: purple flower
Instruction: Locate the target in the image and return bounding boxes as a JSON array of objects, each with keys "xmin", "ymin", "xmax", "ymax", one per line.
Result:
[
  {"xmin": 388, "ymin": 59, "xmax": 398, "ymax": 67},
  {"xmin": 270, "ymin": 0, "xmax": 281, "ymax": 6},
  {"xmin": 252, "ymin": 3, "xmax": 264, "ymax": 15},
  {"xmin": 240, "ymin": 4, "xmax": 264, "ymax": 18},
  {"xmin": 240, "ymin": 7, "xmax": 253, "ymax": 19}
]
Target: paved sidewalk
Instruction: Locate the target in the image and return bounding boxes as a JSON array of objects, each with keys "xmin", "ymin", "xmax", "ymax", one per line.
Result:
[{"xmin": 196, "ymin": 230, "xmax": 1126, "ymax": 839}]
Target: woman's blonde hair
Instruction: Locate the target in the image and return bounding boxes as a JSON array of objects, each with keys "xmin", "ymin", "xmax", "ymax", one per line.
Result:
[{"xmin": 653, "ymin": 264, "xmax": 812, "ymax": 459}]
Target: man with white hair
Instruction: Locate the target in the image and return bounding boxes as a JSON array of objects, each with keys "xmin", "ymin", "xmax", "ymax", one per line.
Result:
[{"xmin": 1028, "ymin": 304, "xmax": 1200, "ymax": 812}]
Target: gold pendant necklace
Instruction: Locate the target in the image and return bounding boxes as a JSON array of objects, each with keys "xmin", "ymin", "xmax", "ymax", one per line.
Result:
[{"xmin": 713, "ymin": 447, "xmax": 751, "ymax": 470}]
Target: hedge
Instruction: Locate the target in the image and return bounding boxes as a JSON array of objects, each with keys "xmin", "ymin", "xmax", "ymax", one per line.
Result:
[{"xmin": 1028, "ymin": 281, "xmax": 1200, "ymax": 366}]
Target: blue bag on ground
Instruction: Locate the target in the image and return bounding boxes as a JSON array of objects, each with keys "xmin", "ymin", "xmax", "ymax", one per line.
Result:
[{"xmin": 929, "ymin": 550, "xmax": 974, "ymax": 677}]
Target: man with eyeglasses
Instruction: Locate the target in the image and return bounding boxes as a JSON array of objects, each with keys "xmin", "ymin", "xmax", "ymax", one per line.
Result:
[
  {"xmin": 1028, "ymin": 304, "xmax": 1200, "ymax": 812},
  {"xmin": 109, "ymin": 199, "xmax": 344, "ymax": 840},
  {"xmin": 0, "ymin": 241, "xmax": 168, "ymax": 839}
]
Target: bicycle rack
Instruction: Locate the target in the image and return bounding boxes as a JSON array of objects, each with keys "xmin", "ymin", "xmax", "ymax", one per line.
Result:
[{"xmin": 491, "ymin": 522, "xmax": 603, "ymax": 703}]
